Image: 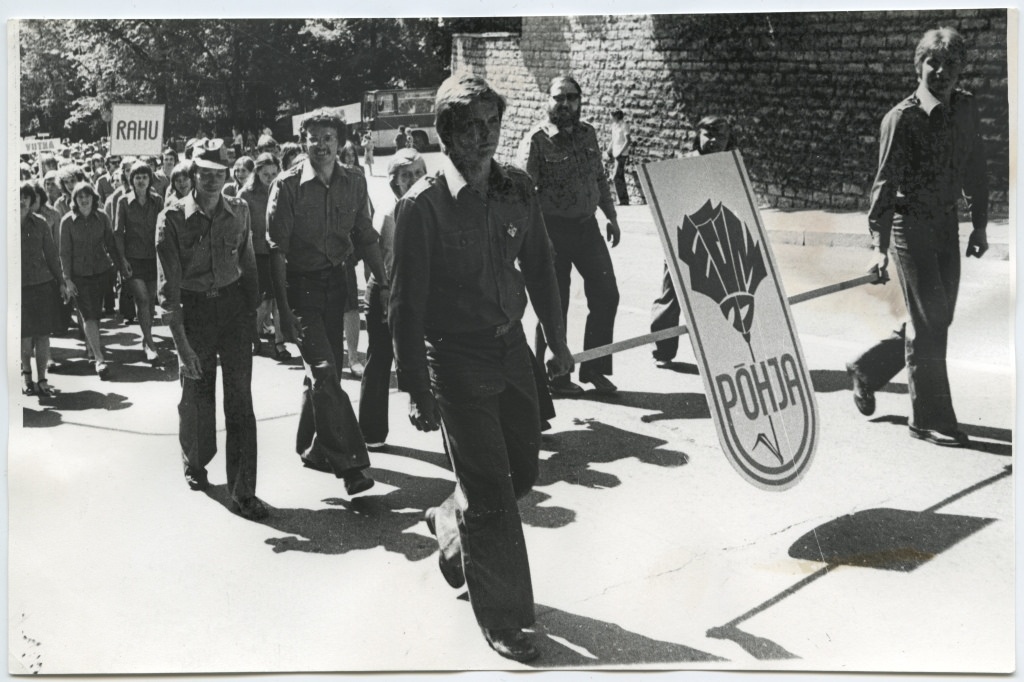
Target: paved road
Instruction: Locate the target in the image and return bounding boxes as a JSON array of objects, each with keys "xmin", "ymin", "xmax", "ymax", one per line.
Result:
[{"xmin": 8, "ymin": 160, "xmax": 1015, "ymax": 677}]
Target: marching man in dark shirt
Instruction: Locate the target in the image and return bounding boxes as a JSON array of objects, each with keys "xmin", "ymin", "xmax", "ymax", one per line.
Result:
[
  {"xmin": 267, "ymin": 112, "xmax": 388, "ymax": 495},
  {"xmin": 390, "ymin": 73, "xmax": 574, "ymax": 662},
  {"xmin": 847, "ymin": 27, "xmax": 988, "ymax": 448},
  {"xmin": 156, "ymin": 138, "xmax": 267, "ymax": 520},
  {"xmin": 518, "ymin": 75, "xmax": 622, "ymax": 396}
]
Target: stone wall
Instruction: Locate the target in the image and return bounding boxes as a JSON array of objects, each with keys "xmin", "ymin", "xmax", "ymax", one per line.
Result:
[{"xmin": 451, "ymin": 10, "xmax": 1009, "ymax": 216}]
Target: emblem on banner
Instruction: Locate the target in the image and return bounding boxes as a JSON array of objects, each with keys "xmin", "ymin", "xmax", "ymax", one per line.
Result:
[{"xmin": 639, "ymin": 151, "xmax": 818, "ymax": 490}]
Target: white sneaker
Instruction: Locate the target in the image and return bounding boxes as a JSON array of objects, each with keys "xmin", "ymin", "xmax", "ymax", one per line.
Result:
[{"xmin": 349, "ymin": 362, "xmax": 365, "ymax": 378}]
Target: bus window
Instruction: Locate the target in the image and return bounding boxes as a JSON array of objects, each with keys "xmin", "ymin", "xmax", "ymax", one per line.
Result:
[
  {"xmin": 396, "ymin": 91, "xmax": 435, "ymax": 115},
  {"xmin": 376, "ymin": 93, "xmax": 396, "ymax": 115}
]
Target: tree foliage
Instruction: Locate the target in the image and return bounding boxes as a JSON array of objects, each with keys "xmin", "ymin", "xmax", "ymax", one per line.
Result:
[{"xmin": 19, "ymin": 17, "xmax": 522, "ymax": 141}]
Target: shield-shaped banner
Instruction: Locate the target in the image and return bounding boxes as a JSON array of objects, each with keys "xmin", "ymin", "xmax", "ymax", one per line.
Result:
[{"xmin": 638, "ymin": 151, "xmax": 818, "ymax": 490}]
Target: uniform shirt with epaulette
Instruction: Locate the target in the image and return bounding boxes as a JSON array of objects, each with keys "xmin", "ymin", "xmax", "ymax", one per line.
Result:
[
  {"xmin": 155, "ymin": 192, "xmax": 259, "ymax": 313},
  {"xmin": 516, "ymin": 119, "xmax": 617, "ymax": 220},
  {"xmin": 868, "ymin": 84, "xmax": 988, "ymax": 251},
  {"xmin": 266, "ymin": 158, "xmax": 378, "ymax": 273},
  {"xmin": 389, "ymin": 156, "xmax": 565, "ymax": 396}
]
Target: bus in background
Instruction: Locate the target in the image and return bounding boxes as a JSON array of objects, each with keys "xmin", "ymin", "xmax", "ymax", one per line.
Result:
[{"xmin": 361, "ymin": 87, "xmax": 438, "ymax": 152}]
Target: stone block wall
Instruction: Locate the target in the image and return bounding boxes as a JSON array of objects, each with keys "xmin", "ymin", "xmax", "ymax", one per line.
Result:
[{"xmin": 451, "ymin": 10, "xmax": 1009, "ymax": 216}]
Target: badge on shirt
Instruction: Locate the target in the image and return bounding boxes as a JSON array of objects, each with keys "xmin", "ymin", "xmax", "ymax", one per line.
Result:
[{"xmin": 505, "ymin": 223, "xmax": 518, "ymax": 238}]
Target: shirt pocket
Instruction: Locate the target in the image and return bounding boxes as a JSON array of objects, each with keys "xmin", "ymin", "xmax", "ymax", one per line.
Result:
[{"xmin": 439, "ymin": 229, "xmax": 484, "ymax": 283}]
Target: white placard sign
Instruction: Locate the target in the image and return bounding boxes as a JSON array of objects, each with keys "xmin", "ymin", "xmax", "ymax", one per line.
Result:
[
  {"xmin": 20, "ymin": 137, "xmax": 59, "ymax": 155},
  {"xmin": 109, "ymin": 104, "xmax": 166, "ymax": 156}
]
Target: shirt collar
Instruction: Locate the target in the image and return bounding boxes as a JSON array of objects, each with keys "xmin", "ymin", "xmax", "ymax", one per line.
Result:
[
  {"xmin": 440, "ymin": 156, "xmax": 511, "ymax": 200},
  {"xmin": 183, "ymin": 192, "xmax": 233, "ymax": 219},
  {"xmin": 299, "ymin": 157, "xmax": 344, "ymax": 186},
  {"xmin": 915, "ymin": 82, "xmax": 944, "ymax": 115}
]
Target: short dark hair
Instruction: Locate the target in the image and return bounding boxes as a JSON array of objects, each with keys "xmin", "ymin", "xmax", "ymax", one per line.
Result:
[
  {"xmin": 301, "ymin": 112, "xmax": 345, "ymax": 139},
  {"xmin": 612, "ymin": 109, "xmax": 624, "ymax": 121},
  {"xmin": 434, "ymin": 73, "xmax": 507, "ymax": 149},
  {"xmin": 915, "ymin": 27, "xmax": 967, "ymax": 75},
  {"xmin": 20, "ymin": 181, "xmax": 37, "ymax": 204}
]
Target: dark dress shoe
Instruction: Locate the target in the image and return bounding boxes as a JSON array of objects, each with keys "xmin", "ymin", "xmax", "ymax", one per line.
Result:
[
  {"xmin": 424, "ymin": 508, "xmax": 466, "ymax": 588},
  {"xmin": 274, "ymin": 343, "xmax": 292, "ymax": 360},
  {"xmin": 845, "ymin": 364, "xmax": 875, "ymax": 416},
  {"xmin": 481, "ymin": 628, "xmax": 539, "ymax": 663},
  {"xmin": 344, "ymin": 470, "xmax": 375, "ymax": 495},
  {"xmin": 580, "ymin": 372, "xmax": 618, "ymax": 394},
  {"xmin": 232, "ymin": 496, "xmax": 270, "ymax": 521},
  {"xmin": 548, "ymin": 375, "xmax": 584, "ymax": 396},
  {"xmin": 910, "ymin": 426, "xmax": 969, "ymax": 447},
  {"xmin": 185, "ymin": 467, "xmax": 209, "ymax": 491},
  {"xmin": 300, "ymin": 455, "xmax": 332, "ymax": 473}
]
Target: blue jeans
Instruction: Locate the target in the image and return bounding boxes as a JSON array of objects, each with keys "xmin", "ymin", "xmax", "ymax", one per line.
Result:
[{"xmin": 287, "ymin": 266, "xmax": 370, "ymax": 476}]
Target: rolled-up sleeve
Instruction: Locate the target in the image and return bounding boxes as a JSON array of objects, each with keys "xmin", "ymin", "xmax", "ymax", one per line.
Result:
[{"xmin": 389, "ymin": 195, "xmax": 432, "ymax": 395}]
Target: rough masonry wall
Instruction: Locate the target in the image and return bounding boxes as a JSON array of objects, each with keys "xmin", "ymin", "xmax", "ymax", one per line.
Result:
[{"xmin": 452, "ymin": 10, "xmax": 1009, "ymax": 216}]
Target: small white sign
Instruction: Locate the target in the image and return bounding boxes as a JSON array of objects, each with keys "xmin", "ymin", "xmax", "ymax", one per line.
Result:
[
  {"xmin": 109, "ymin": 104, "xmax": 166, "ymax": 156},
  {"xmin": 20, "ymin": 137, "xmax": 59, "ymax": 155}
]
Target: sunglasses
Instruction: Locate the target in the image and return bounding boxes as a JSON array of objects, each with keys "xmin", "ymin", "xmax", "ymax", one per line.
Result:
[{"xmin": 551, "ymin": 93, "xmax": 581, "ymax": 104}]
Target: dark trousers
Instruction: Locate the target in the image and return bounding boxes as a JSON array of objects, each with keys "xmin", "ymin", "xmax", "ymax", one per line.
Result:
[
  {"xmin": 535, "ymin": 214, "xmax": 619, "ymax": 378},
  {"xmin": 287, "ymin": 265, "xmax": 370, "ymax": 476},
  {"xmin": 650, "ymin": 262, "xmax": 680, "ymax": 361},
  {"xmin": 428, "ymin": 323, "xmax": 539, "ymax": 630},
  {"xmin": 358, "ymin": 280, "xmax": 393, "ymax": 444},
  {"xmin": 179, "ymin": 283, "xmax": 257, "ymax": 503},
  {"xmin": 848, "ymin": 209, "xmax": 961, "ymax": 432},
  {"xmin": 103, "ymin": 268, "xmax": 117, "ymax": 313},
  {"xmin": 612, "ymin": 154, "xmax": 629, "ymax": 205}
]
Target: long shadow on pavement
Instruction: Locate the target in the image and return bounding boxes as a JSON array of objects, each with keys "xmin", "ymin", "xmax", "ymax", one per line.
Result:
[
  {"xmin": 571, "ymin": 389, "xmax": 710, "ymax": 424},
  {"xmin": 23, "ymin": 390, "xmax": 133, "ymax": 428},
  {"xmin": 810, "ymin": 368, "xmax": 908, "ymax": 395},
  {"xmin": 202, "ymin": 465, "xmax": 449, "ymax": 561},
  {"xmin": 529, "ymin": 603, "xmax": 724, "ymax": 666},
  {"xmin": 538, "ymin": 417, "xmax": 689, "ymax": 489}
]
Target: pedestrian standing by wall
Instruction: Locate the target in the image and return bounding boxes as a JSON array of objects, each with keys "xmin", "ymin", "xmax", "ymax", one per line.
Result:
[
  {"xmin": 517, "ymin": 75, "xmax": 621, "ymax": 396},
  {"xmin": 650, "ymin": 115, "xmax": 736, "ymax": 366},
  {"xmin": 358, "ymin": 148, "xmax": 427, "ymax": 449},
  {"xmin": 846, "ymin": 27, "xmax": 989, "ymax": 448},
  {"xmin": 608, "ymin": 108, "xmax": 631, "ymax": 206},
  {"xmin": 60, "ymin": 182, "xmax": 129, "ymax": 377},
  {"xmin": 156, "ymin": 138, "xmax": 267, "ymax": 520},
  {"xmin": 20, "ymin": 182, "xmax": 67, "ymax": 398},
  {"xmin": 114, "ymin": 160, "xmax": 164, "ymax": 363},
  {"xmin": 391, "ymin": 73, "xmax": 573, "ymax": 662},
  {"xmin": 267, "ymin": 112, "xmax": 388, "ymax": 496}
]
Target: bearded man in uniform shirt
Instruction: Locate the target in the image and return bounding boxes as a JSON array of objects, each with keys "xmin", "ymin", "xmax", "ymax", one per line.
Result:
[{"xmin": 517, "ymin": 75, "xmax": 622, "ymax": 396}]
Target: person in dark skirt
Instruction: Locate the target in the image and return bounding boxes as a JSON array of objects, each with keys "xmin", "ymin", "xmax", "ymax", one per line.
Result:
[
  {"xmin": 60, "ymin": 182, "xmax": 130, "ymax": 376},
  {"xmin": 20, "ymin": 182, "xmax": 67, "ymax": 397},
  {"xmin": 114, "ymin": 160, "xmax": 164, "ymax": 362}
]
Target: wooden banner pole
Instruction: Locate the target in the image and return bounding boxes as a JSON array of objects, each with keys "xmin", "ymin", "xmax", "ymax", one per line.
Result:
[{"xmin": 572, "ymin": 273, "xmax": 880, "ymax": 364}]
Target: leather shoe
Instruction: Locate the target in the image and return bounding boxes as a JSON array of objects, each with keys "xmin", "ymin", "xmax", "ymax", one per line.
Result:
[
  {"xmin": 845, "ymin": 363, "xmax": 875, "ymax": 416},
  {"xmin": 424, "ymin": 507, "xmax": 466, "ymax": 588},
  {"xmin": 185, "ymin": 467, "xmax": 209, "ymax": 491},
  {"xmin": 344, "ymin": 470, "xmax": 375, "ymax": 495},
  {"xmin": 231, "ymin": 496, "xmax": 270, "ymax": 521},
  {"xmin": 910, "ymin": 426, "xmax": 969, "ymax": 448},
  {"xmin": 481, "ymin": 628, "xmax": 539, "ymax": 663},
  {"xmin": 580, "ymin": 372, "xmax": 618, "ymax": 394},
  {"xmin": 548, "ymin": 375, "xmax": 584, "ymax": 397},
  {"xmin": 300, "ymin": 455, "xmax": 332, "ymax": 473}
]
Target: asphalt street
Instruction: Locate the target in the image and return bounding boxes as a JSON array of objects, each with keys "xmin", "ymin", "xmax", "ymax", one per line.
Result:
[{"xmin": 8, "ymin": 154, "xmax": 1015, "ymax": 676}]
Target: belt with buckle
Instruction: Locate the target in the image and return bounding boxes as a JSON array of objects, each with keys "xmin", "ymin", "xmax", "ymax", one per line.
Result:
[{"xmin": 183, "ymin": 280, "xmax": 239, "ymax": 300}]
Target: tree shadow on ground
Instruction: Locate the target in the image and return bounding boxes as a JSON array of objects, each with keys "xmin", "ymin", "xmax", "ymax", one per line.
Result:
[
  {"xmin": 870, "ymin": 414, "xmax": 1011, "ymax": 456},
  {"xmin": 204, "ymin": 463, "xmax": 454, "ymax": 560},
  {"xmin": 539, "ymin": 418, "xmax": 689, "ymax": 489},
  {"xmin": 23, "ymin": 390, "xmax": 132, "ymax": 428},
  {"xmin": 528, "ymin": 603, "xmax": 724, "ymax": 667}
]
